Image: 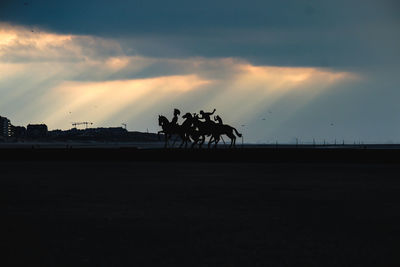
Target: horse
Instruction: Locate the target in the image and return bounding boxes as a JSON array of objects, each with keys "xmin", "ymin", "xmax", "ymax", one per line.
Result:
[
  {"xmin": 181, "ymin": 112, "xmax": 203, "ymax": 147},
  {"xmin": 158, "ymin": 115, "xmax": 179, "ymax": 148},
  {"xmin": 178, "ymin": 113, "xmax": 199, "ymax": 148},
  {"xmin": 190, "ymin": 114, "xmax": 218, "ymax": 148},
  {"xmin": 158, "ymin": 111, "xmax": 242, "ymax": 149},
  {"xmin": 209, "ymin": 123, "xmax": 242, "ymax": 148},
  {"xmin": 158, "ymin": 115, "xmax": 192, "ymax": 148}
]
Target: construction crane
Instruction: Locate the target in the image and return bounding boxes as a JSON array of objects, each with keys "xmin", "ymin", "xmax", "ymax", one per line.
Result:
[{"xmin": 71, "ymin": 122, "xmax": 93, "ymax": 129}]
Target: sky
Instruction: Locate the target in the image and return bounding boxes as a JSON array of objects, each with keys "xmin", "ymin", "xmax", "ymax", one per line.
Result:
[{"xmin": 0, "ymin": 0, "xmax": 399, "ymax": 143}]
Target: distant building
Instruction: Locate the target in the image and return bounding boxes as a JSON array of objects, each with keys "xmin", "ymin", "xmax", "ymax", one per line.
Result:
[
  {"xmin": 0, "ymin": 116, "xmax": 11, "ymax": 137},
  {"xmin": 27, "ymin": 124, "xmax": 48, "ymax": 138},
  {"xmin": 11, "ymin": 125, "xmax": 27, "ymax": 139}
]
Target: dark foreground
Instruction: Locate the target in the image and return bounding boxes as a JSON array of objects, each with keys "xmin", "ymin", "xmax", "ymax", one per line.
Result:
[{"xmin": 3, "ymin": 148, "xmax": 400, "ymax": 266}]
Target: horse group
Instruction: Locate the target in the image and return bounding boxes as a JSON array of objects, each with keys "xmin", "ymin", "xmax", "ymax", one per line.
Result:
[{"xmin": 158, "ymin": 109, "xmax": 242, "ymax": 148}]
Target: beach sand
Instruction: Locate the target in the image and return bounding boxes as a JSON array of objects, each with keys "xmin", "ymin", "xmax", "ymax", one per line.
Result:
[{"xmin": 3, "ymin": 150, "xmax": 400, "ymax": 266}]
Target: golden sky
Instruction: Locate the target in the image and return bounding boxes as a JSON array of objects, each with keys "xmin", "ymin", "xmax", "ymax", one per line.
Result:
[{"xmin": 0, "ymin": 23, "xmax": 361, "ymax": 142}]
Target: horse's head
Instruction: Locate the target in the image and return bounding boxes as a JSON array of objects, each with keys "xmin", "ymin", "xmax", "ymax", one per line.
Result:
[
  {"xmin": 159, "ymin": 115, "xmax": 170, "ymax": 127},
  {"xmin": 182, "ymin": 112, "xmax": 192, "ymax": 119}
]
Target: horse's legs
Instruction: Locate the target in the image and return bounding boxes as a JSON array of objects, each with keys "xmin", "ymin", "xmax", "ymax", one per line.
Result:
[
  {"xmin": 192, "ymin": 132, "xmax": 203, "ymax": 148},
  {"xmin": 182, "ymin": 135, "xmax": 187, "ymax": 148},
  {"xmin": 212, "ymin": 135, "xmax": 219, "ymax": 148},
  {"xmin": 199, "ymin": 135, "xmax": 205, "ymax": 149},
  {"xmin": 229, "ymin": 131, "xmax": 236, "ymax": 147},
  {"xmin": 190, "ymin": 135, "xmax": 197, "ymax": 148},
  {"xmin": 178, "ymin": 134, "xmax": 185, "ymax": 148},
  {"xmin": 171, "ymin": 133, "xmax": 182, "ymax": 148},
  {"xmin": 193, "ymin": 137, "xmax": 200, "ymax": 148},
  {"xmin": 208, "ymin": 135, "xmax": 214, "ymax": 149},
  {"xmin": 213, "ymin": 136, "xmax": 220, "ymax": 149},
  {"xmin": 186, "ymin": 134, "xmax": 193, "ymax": 148},
  {"xmin": 184, "ymin": 135, "xmax": 190, "ymax": 149},
  {"xmin": 226, "ymin": 132, "xmax": 235, "ymax": 148},
  {"xmin": 167, "ymin": 134, "xmax": 173, "ymax": 147}
]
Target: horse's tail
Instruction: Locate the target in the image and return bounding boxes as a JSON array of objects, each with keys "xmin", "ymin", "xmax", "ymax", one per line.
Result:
[{"xmin": 232, "ymin": 127, "xmax": 242, "ymax": 137}]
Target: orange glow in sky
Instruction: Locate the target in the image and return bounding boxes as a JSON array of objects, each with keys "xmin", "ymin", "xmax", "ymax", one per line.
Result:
[{"xmin": 0, "ymin": 23, "xmax": 357, "ymax": 135}]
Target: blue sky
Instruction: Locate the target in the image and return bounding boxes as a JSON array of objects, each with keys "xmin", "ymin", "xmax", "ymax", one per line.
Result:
[{"xmin": 0, "ymin": 0, "xmax": 399, "ymax": 143}]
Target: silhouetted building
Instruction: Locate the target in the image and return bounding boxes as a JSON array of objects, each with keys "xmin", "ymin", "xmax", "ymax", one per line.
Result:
[
  {"xmin": 27, "ymin": 124, "xmax": 48, "ymax": 139},
  {"xmin": 0, "ymin": 116, "xmax": 11, "ymax": 137},
  {"xmin": 47, "ymin": 127, "xmax": 160, "ymax": 142},
  {"xmin": 11, "ymin": 125, "xmax": 27, "ymax": 138}
]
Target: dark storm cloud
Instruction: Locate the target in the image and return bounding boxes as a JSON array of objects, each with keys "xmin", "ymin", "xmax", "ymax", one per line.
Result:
[{"xmin": 1, "ymin": 0, "xmax": 399, "ymax": 68}]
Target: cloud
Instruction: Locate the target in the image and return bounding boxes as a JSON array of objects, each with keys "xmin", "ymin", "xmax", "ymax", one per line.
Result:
[
  {"xmin": 4, "ymin": 22, "xmax": 400, "ymax": 143},
  {"xmin": 38, "ymin": 75, "xmax": 211, "ymax": 128},
  {"xmin": 1, "ymin": 0, "xmax": 399, "ymax": 68},
  {"xmin": 0, "ymin": 23, "xmax": 123, "ymax": 62}
]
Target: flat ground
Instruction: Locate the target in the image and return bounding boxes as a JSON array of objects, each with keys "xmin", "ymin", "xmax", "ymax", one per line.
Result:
[{"xmin": 3, "ymin": 157, "xmax": 400, "ymax": 266}]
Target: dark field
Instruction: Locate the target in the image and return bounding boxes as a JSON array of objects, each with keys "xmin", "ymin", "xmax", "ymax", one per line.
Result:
[{"xmin": 2, "ymin": 149, "xmax": 400, "ymax": 266}]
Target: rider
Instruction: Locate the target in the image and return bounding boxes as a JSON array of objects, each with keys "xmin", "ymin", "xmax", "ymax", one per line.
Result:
[
  {"xmin": 214, "ymin": 115, "xmax": 223, "ymax": 125},
  {"xmin": 199, "ymin": 108, "xmax": 216, "ymax": 122},
  {"xmin": 171, "ymin": 108, "xmax": 181, "ymax": 126}
]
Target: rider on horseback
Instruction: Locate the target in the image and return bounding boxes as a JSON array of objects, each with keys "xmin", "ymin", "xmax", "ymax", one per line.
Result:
[
  {"xmin": 214, "ymin": 115, "xmax": 223, "ymax": 125},
  {"xmin": 171, "ymin": 108, "xmax": 181, "ymax": 126},
  {"xmin": 199, "ymin": 109, "xmax": 216, "ymax": 122}
]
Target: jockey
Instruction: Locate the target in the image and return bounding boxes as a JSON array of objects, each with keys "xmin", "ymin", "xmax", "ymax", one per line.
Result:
[
  {"xmin": 171, "ymin": 108, "xmax": 181, "ymax": 125},
  {"xmin": 199, "ymin": 108, "xmax": 216, "ymax": 122},
  {"xmin": 214, "ymin": 115, "xmax": 223, "ymax": 125}
]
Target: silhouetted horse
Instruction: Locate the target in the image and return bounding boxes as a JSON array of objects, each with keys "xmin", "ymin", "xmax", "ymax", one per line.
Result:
[
  {"xmin": 158, "ymin": 115, "xmax": 193, "ymax": 148},
  {"xmin": 179, "ymin": 113, "xmax": 199, "ymax": 148},
  {"xmin": 181, "ymin": 112, "xmax": 202, "ymax": 147},
  {"xmin": 158, "ymin": 110, "xmax": 243, "ymax": 149},
  {"xmin": 190, "ymin": 114, "xmax": 242, "ymax": 148},
  {"xmin": 191, "ymin": 114, "xmax": 221, "ymax": 148},
  {"xmin": 210, "ymin": 123, "xmax": 242, "ymax": 148}
]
